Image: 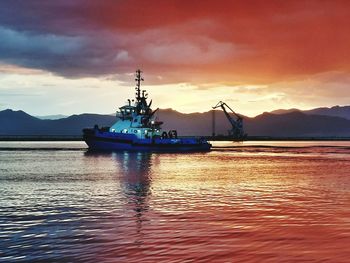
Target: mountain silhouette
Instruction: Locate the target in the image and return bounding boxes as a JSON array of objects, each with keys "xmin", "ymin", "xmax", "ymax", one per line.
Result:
[
  {"xmin": 0, "ymin": 109, "xmax": 115, "ymax": 136},
  {"xmin": 270, "ymin": 105, "xmax": 350, "ymax": 120},
  {"xmin": 245, "ymin": 111, "xmax": 350, "ymax": 137},
  {"xmin": 1, "ymin": 108, "xmax": 350, "ymax": 137}
]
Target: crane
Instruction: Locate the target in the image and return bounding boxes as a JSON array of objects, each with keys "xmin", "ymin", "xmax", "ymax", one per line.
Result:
[{"xmin": 212, "ymin": 101, "xmax": 246, "ymax": 140}]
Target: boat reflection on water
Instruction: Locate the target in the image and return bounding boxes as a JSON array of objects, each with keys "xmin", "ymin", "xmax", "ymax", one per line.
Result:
[
  {"xmin": 113, "ymin": 151, "xmax": 153, "ymax": 229},
  {"xmin": 84, "ymin": 150, "xmax": 155, "ymax": 235}
]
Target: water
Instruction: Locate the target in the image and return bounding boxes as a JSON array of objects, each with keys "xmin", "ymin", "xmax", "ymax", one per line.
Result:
[{"xmin": 1, "ymin": 141, "xmax": 350, "ymax": 262}]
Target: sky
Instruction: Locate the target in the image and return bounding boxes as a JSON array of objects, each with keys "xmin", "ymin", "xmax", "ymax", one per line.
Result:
[{"xmin": 0, "ymin": 0, "xmax": 349, "ymax": 117}]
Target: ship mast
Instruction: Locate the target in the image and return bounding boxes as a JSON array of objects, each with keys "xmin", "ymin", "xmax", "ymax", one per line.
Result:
[{"xmin": 135, "ymin": 69, "xmax": 144, "ymax": 101}]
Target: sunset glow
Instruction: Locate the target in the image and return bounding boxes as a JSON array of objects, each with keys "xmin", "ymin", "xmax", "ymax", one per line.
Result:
[{"xmin": 0, "ymin": 1, "xmax": 349, "ymax": 116}]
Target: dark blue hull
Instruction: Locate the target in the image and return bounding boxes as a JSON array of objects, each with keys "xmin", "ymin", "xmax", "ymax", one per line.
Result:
[{"xmin": 83, "ymin": 130, "xmax": 211, "ymax": 152}]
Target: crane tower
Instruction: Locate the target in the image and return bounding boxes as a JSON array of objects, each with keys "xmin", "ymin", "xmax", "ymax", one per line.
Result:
[{"xmin": 212, "ymin": 101, "xmax": 246, "ymax": 140}]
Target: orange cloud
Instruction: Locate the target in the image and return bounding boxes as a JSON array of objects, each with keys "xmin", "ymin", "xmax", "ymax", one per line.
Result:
[{"xmin": 1, "ymin": 1, "xmax": 349, "ymax": 85}]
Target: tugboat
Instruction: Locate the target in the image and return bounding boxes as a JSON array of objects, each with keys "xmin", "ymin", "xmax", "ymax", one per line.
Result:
[{"xmin": 83, "ymin": 70, "xmax": 211, "ymax": 152}]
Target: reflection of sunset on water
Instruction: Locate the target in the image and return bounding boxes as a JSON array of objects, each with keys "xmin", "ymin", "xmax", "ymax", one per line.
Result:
[
  {"xmin": 1, "ymin": 142, "xmax": 350, "ymax": 262},
  {"xmin": 84, "ymin": 144, "xmax": 350, "ymax": 262}
]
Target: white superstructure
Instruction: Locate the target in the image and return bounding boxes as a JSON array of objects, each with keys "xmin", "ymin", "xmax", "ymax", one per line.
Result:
[{"xmin": 109, "ymin": 70, "xmax": 164, "ymax": 139}]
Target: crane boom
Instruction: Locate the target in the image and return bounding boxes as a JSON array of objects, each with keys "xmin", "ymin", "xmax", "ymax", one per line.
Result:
[{"xmin": 212, "ymin": 101, "xmax": 246, "ymax": 140}]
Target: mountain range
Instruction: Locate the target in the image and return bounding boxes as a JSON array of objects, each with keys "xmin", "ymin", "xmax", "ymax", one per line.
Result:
[
  {"xmin": 270, "ymin": 105, "xmax": 350, "ymax": 120},
  {"xmin": 0, "ymin": 105, "xmax": 350, "ymax": 137}
]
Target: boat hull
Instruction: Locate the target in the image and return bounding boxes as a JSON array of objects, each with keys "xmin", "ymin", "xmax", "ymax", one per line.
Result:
[{"xmin": 83, "ymin": 130, "xmax": 211, "ymax": 152}]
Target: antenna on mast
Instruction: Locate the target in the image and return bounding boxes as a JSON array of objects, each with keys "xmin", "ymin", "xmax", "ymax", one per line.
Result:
[{"xmin": 135, "ymin": 69, "xmax": 144, "ymax": 101}]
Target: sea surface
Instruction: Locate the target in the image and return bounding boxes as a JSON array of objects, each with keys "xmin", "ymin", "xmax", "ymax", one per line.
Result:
[{"xmin": 1, "ymin": 141, "xmax": 350, "ymax": 262}]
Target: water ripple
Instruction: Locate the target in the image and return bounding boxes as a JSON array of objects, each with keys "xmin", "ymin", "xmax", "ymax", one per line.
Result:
[{"xmin": 1, "ymin": 141, "xmax": 350, "ymax": 262}]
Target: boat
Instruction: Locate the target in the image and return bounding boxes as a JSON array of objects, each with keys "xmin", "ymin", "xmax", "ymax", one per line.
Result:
[{"xmin": 83, "ymin": 69, "xmax": 212, "ymax": 152}]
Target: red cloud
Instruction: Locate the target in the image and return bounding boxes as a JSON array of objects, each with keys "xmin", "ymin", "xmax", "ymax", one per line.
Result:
[
  {"xmin": 0, "ymin": 1, "xmax": 349, "ymax": 84},
  {"xmin": 80, "ymin": 0, "xmax": 350, "ymax": 83}
]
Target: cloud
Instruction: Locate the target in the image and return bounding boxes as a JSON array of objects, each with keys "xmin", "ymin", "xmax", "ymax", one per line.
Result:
[
  {"xmin": 228, "ymin": 71, "xmax": 350, "ymax": 110},
  {"xmin": 0, "ymin": 0, "xmax": 349, "ymax": 85},
  {"xmin": 0, "ymin": 26, "xmax": 83, "ymax": 69},
  {"xmin": 0, "ymin": 26, "xmax": 133, "ymax": 77},
  {"xmin": 0, "ymin": 63, "xmax": 46, "ymax": 75},
  {"xmin": 269, "ymin": 71, "xmax": 350, "ymax": 103},
  {"xmin": 0, "ymin": 26, "xmax": 81, "ymax": 55},
  {"xmin": 142, "ymin": 37, "xmax": 236, "ymax": 65}
]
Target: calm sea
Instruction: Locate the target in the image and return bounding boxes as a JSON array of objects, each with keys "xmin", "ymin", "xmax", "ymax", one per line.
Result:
[{"xmin": 1, "ymin": 141, "xmax": 350, "ymax": 262}]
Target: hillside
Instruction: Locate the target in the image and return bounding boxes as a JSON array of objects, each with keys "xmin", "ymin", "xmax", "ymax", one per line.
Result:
[
  {"xmin": 270, "ymin": 105, "xmax": 350, "ymax": 120},
  {"xmin": 0, "ymin": 109, "xmax": 115, "ymax": 136},
  {"xmin": 1, "ymin": 108, "xmax": 350, "ymax": 137}
]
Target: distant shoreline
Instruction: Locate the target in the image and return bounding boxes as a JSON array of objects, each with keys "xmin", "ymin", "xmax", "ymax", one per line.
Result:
[{"xmin": 1, "ymin": 136, "xmax": 350, "ymax": 141}]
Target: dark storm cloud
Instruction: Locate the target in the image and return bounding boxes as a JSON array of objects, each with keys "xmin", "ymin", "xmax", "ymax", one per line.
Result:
[
  {"xmin": 0, "ymin": 24, "xmax": 130, "ymax": 77},
  {"xmin": 0, "ymin": 1, "xmax": 87, "ymax": 34},
  {"xmin": 0, "ymin": 1, "xmax": 135, "ymax": 77}
]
